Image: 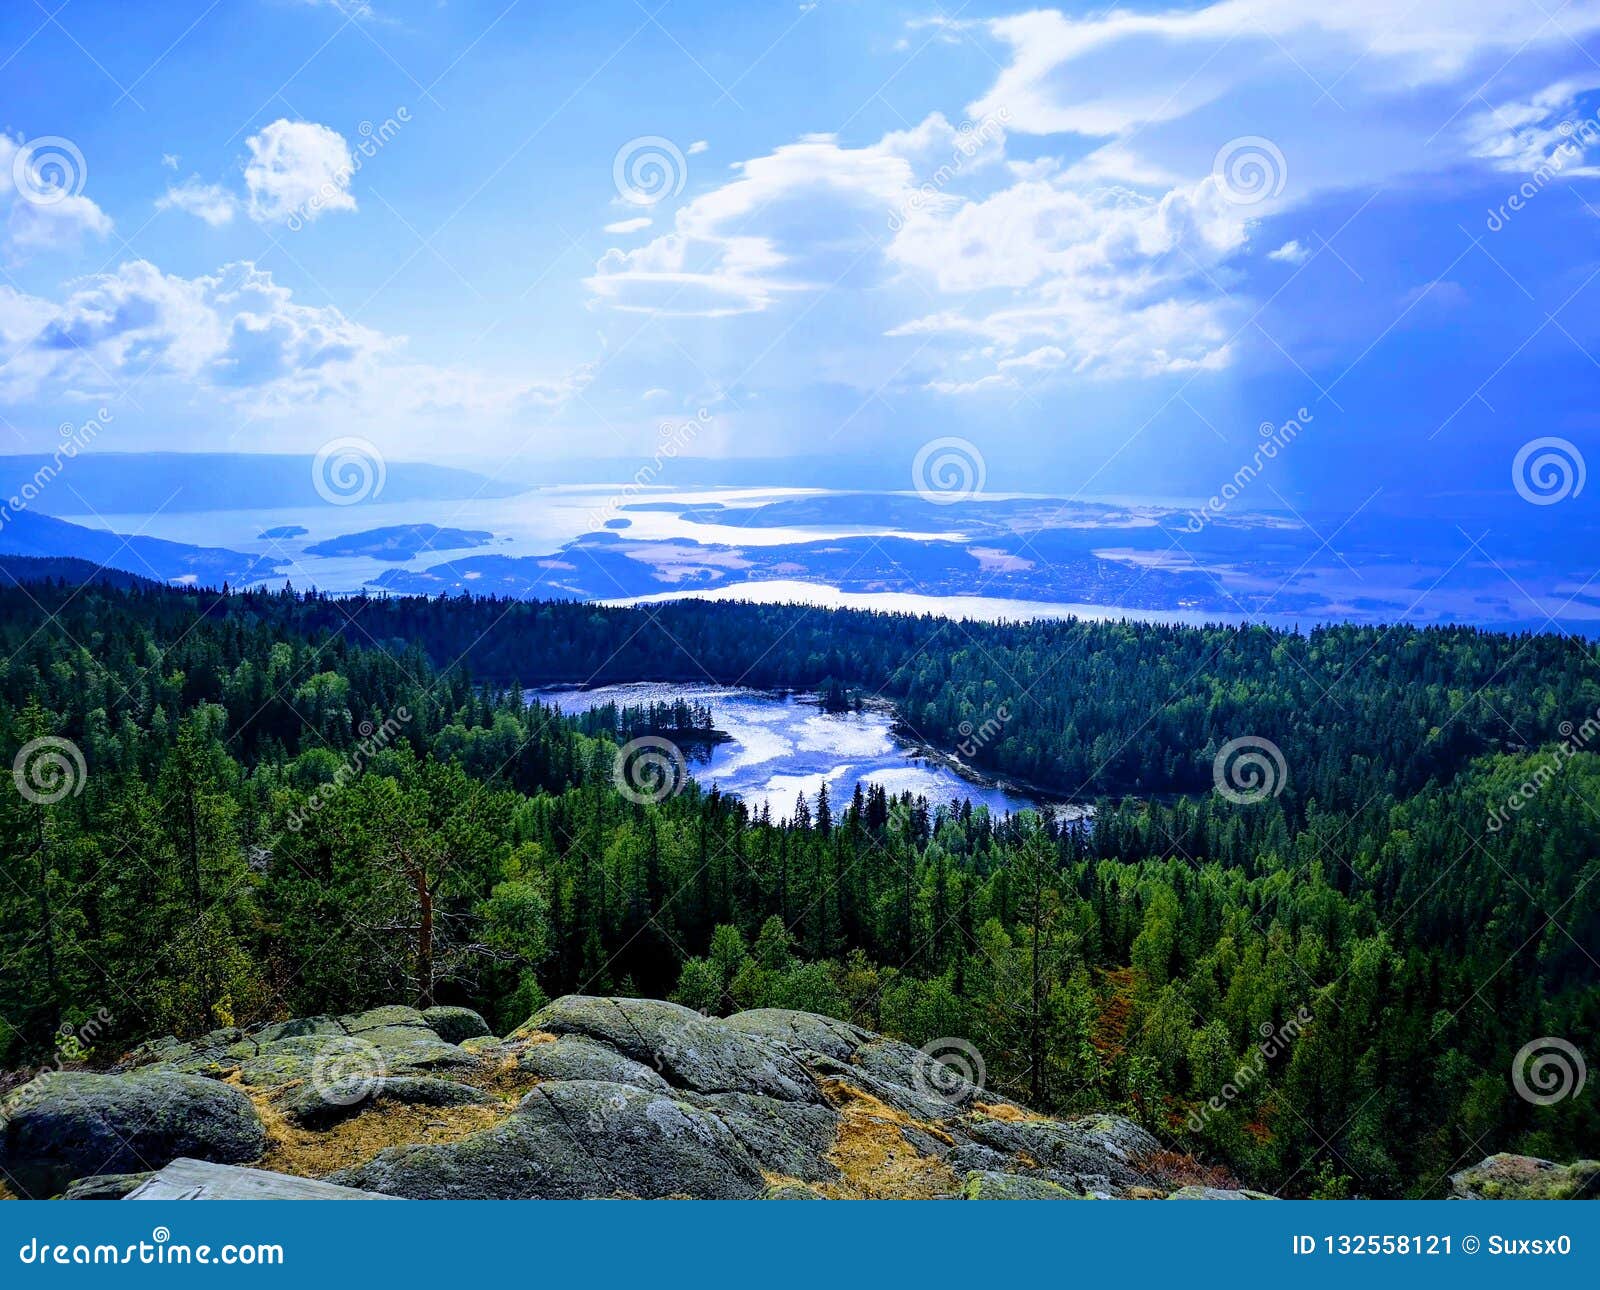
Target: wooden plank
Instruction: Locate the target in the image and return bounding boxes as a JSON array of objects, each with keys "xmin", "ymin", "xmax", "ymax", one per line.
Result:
[{"xmin": 124, "ymin": 1158, "xmax": 399, "ymax": 1200}]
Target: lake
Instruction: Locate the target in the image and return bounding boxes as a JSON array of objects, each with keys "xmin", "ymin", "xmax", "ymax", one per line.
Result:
[{"xmin": 531, "ymin": 681, "xmax": 1062, "ymax": 820}]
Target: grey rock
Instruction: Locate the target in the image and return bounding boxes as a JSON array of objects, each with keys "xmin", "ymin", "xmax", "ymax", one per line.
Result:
[
  {"xmin": 516, "ymin": 1036, "xmax": 668, "ymax": 1090},
  {"xmin": 0, "ymin": 1071, "xmax": 265, "ymax": 1199},
  {"xmin": 763, "ymin": 1182, "xmax": 823, "ymax": 1199},
  {"xmin": 330, "ymin": 1079, "xmax": 763, "ymax": 1199},
  {"xmin": 60, "ymin": 1171, "xmax": 155, "ymax": 1200},
  {"xmin": 1448, "ymin": 1154, "xmax": 1600, "ymax": 1200},
  {"xmin": 280, "ymin": 1076, "xmax": 491, "ymax": 1130},
  {"xmin": 524, "ymin": 996, "xmax": 821, "ymax": 1104},
  {"xmin": 693, "ymin": 1091, "xmax": 840, "ymax": 1181},
  {"xmin": 723, "ymin": 1008, "xmax": 871, "ymax": 1061},
  {"xmin": 966, "ymin": 1114, "xmax": 1156, "ymax": 1190},
  {"xmin": 342, "ymin": 1005, "xmax": 428, "ymax": 1034},
  {"xmin": 1167, "ymin": 1185, "xmax": 1277, "ymax": 1199},
  {"xmin": 250, "ymin": 1016, "xmax": 343, "ymax": 1045},
  {"xmin": 851, "ymin": 1037, "xmax": 986, "ymax": 1111},
  {"xmin": 962, "ymin": 1170, "xmax": 1085, "ymax": 1199},
  {"xmin": 421, "ymin": 1006, "xmax": 491, "ymax": 1044}
]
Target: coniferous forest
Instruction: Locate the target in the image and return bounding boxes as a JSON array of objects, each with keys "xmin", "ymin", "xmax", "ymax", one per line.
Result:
[{"xmin": 1, "ymin": 575, "xmax": 1596, "ymax": 1198}]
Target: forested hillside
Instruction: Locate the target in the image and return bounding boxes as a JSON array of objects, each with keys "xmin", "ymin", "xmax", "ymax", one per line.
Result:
[{"xmin": 0, "ymin": 580, "xmax": 1595, "ymax": 1197}]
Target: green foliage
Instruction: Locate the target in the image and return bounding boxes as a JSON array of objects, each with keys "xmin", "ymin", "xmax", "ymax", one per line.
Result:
[{"xmin": 0, "ymin": 580, "xmax": 1595, "ymax": 1196}]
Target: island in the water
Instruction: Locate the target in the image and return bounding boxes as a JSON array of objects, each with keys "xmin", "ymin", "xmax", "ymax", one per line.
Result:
[
  {"xmin": 258, "ymin": 525, "xmax": 309, "ymax": 540},
  {"xmin": 304, "ymin": 524, "xmax": 497, "ymax": 562}
]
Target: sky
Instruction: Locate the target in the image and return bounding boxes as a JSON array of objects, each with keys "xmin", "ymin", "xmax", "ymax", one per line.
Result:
[{"xmin": 2, "ymin": 0, "xmax": 1600, "ymax": 509}]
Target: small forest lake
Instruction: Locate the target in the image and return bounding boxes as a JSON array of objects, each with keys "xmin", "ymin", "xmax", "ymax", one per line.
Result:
[{"xmin": 531, "ymin": 682, "xmax": 1069, "ymax": 821}]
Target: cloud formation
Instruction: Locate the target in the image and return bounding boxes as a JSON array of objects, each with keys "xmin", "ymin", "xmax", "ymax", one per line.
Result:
[{"xmin": 244, "ymin": 119, "xmax": 358, "ymax": 225}]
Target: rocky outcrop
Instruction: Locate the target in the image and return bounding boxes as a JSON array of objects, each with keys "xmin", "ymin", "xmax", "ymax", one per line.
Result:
[
  {"xmin": 1449, "ymin": 1153, "xmax": 1599, "ymax": 1200},
  {"xmin": 0, "ymin": 1071, "xmax": 266, "ymax": 1198},
  {"xmin": 6, "ymin": 995, "xmax": 1272, "ymax": 1200}
]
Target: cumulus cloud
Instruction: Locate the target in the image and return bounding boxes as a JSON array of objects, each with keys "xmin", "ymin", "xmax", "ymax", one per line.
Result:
[
  {"xmin": 0, "ymin": 258, "xmax": 587, "ymax": 422},
  {"xmin": 1462, "ymin": 77, "xmax": 1600, "ymax": 178},
  {"xmin": 580, "ymin": 3, "xmax": 1600, "ymax": 397},
  {"xmin": 244, "ymin": 119, "xmax": 357, "ymax": 225},
  {"xmin": 157, "ymin": 176, "xmax": 240, "ymax": 226},
  {"xmin": 0, "ymin": 134, "xmax": 113, "ymax": 254}
]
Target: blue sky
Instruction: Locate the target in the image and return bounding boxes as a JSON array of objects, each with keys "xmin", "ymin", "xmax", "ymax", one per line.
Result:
[{"xmin": 2, "ymin": 0, "xmax": 1599, "ymax": 508}]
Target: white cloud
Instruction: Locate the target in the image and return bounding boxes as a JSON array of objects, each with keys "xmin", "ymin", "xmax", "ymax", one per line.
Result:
[
  {"xmin": 604, "ymin": 216, "xmax": 652, "ymax": 234},
  {"xmin": 687, "ymin": 140, "xmax": 709, "ymax": 155},
  {"xmin": 157, "ymin": 177, "xmax": 240, "ymax": 226},
  {"xmin": 0, "ymin": 134, "xmax": 113, "ymax": 254},
  {"xmin": 0, "ymin": 258, "xmax": 587, "ymax": 424},
  {"xmin": 589, "ymin": 114, "xmax": 990, "ymax": 318},
  {"xmin": 244, "ymin": 119, "xmax": 357, "ymax": 225},
  {"xmin": 1462, "ymin": 77, "xmax": 1600, "ymax": 178},
  {"xmin": 969, "ymin": 2, "xmax": 1600, "ymax": 141},
  {"xmin": 578, "ymin": 5, "xmax": 1600, "ymax": 400}
]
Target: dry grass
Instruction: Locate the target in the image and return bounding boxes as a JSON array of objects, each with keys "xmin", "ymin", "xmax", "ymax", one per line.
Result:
[
  {"xmin": 1138, "ymin": 1148, "xmax": 1240, "ymax": 1191},
  {"xmin": 228, "ymin": 1072, "xmax": 514, "ymax": 1179},
  {"xmin": 974, "ymin": 1101, "xmax": 1049, "ymax": 1123},
  {"xmin": 813, "ymin": 1078, "xmax": 958, "ymax": 1200}
]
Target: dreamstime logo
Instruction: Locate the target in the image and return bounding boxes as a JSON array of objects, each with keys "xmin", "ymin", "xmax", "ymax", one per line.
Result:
[
  {"xmin": 312, "ymin": 436, "xmax": 387, "ymax": 505},
  {"xmin": 285, "ymin": 108, "xmax": 410, "ymax": 231},
  {"xmin": 584, "ymin": 1088, "xmax": 630, "ymax": 1133},
  {"xmin": 956, "ymin": 704, "xmax": 1011, "ymax": 759},
  {"xmin": 886, "ymin": 107, "xmax": 1009, "ymax": 232},
  {"xmin": 0, "ymin": 408, "xmax": 112, "ymax": 537},
  {"xmin": 912, "ymin": 437, "xmax": 985, "ymax": 505},
  {"xmin": 12, "ymin": 736, "xmax": 87, "ymax": 805},
  {"xmin": 1212, "ymin": 136, "xmax": 1287, "ymax": 206},
  {"xmin": 1510, "ymin": 1036, "xmax": 1587, "ymax": 1106},
  {"xmin": 1212, "ymin": 736, "xmax": 1288, "ymax": 805},
  {"xmin": 1186, "ymin": 1007, "xmax": 1313, "ymax": 1134},
  {"xmin": 585, "ymin": 409, "xmax": 710, "ymax": 530},
  {"xmin": 286, "ymin": 709, "xmax": 411, "ymax": 832},
  {"xmin": 1512, "ymin": 436, "xmax": 1585, "ymax": 506},
  {"xmin": 913, "ymin": 1037, "xmax": 985, "ymax": 1106},
  {"xmin": 613, "ymin": 735, "xmax": 688, "ymax": 804},
  {"xmin": 312, "ymin": 1036, "xmax": 386, "ymax": 1107},
  {"xmin": 1184, "ymin": 408, "xmax": 1313, "ymax": 533},
  {"xmin": 1486, "ymin": 705, "xmax": 1600, "ymax": 832},
  {"xmin": 8, "ymin": 1007, "xmax": 114, "ymax": 1113},
  {"xmin": 11, "ymin": 136, "xmax": 88, "ymax": 207},
  {"xmin": 613, "ymin": 136, "xmax": 687, "ymax": 206}
]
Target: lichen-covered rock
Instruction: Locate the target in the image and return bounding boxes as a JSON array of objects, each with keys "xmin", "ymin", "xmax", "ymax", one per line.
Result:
[
  {"xmin": 723, "ymin": 1008, "xmax": 873, "ymax": 1061},
  {"xmin": 61, "ymin": 1170, "xmax": 155, "ymax": 1200},
  {"xmin": 0, "ymin": 1071, "xmax": 266, "ymax": 1198},
  {"xmin": 763, "ymin": 1182, "xmax": 823, "ymax": 1199},
  {"xmin": 1449, "ymin": 1154, "xmax": 1600, "ymax": 1200},
  {"xmin": 965, "ymin": 1113, "xmax": 1157, "ymax": 1192},
  {"xmin": 329, "ymin": 1080, "xmax": 764, "ymax": 1199},
  {"xmin": 523, "ymin": 995, "xmax": 821, "ymax": 1104},
  {"xmin": 342, "ymin": 1005, "xmax": 429, "ymax": 1034},
  {"xmin": 251, "ymin": 1016, "xmax": 344, "ymax": 1045},
  {"xmin": 692, "ymin": 1091, "xmax": 840, "ymax": 1182},
  {"xmin": 279, "ymin": 1075, "xmax": 492, "ymax": 1130},
  {"xmin": 962, "ymin": 1170, "xmax": 1085, "ymax": 1199},
  {"xmin": 421, "ymin": 1006, "xmax": 491, "ymax": 1044},
  {"xmin": 65, "ymin": 995, "xmax": 1236, "ymax": 1202},
  {"xmin": 515, "ymin": 1036, "xmax": 669, "ymax": 1090},
  {"xmin": 1166, "ymin": 1185, "xmax": 1276, "ymax": 1199}
]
